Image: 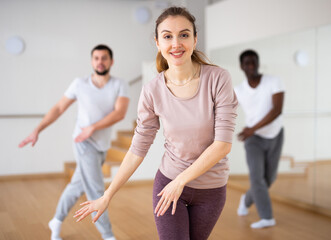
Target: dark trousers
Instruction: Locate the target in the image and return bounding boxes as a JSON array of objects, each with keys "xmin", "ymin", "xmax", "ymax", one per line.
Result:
[
  {"xmin": 153, "ymin": 170, "xmax": 226, "ymax": 240},
  {"xmin": 244, "ymin": 128, "xmax": 284, "ymax": 219}
]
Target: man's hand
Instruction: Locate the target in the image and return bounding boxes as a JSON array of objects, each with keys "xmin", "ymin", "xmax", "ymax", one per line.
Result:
[
  {"xmin": 75, "ymin": 126, "xmax": 95, "ymax": 142},
  {"xmin": 238, "ymin": 127, "xmax": 255, "ymax": 141},
  {"xmin": 18, "ymin": 130, "xmax": 39, "ymax": 147}
]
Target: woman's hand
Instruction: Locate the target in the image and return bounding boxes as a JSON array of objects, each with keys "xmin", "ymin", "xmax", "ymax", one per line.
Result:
[
  {"xmin": 74, "ymin": 195, "xmax": 110, "ymax": 223},
  {"xmin": 154, "ymin": 179, "xmax": 184, "ymax": 217}
]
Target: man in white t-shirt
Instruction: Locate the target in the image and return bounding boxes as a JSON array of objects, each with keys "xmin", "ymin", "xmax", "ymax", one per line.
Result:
[
  {"xmin": 234, "ymin": 49, "xmax": 285, "ymax": 229},
  {"xmin": 19, "ymin": 44, "xmax": 129, "ymax": 240}
]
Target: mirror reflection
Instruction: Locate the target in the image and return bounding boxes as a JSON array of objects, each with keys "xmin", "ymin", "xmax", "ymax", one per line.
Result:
[{"xmin": 211, "ymin": 23, "xmax": 331, "ymax": 212}]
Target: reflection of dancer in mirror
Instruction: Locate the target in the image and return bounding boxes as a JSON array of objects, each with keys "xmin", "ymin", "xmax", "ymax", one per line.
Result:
[
  {"xmin": 74, "ymin": 6, "xmax": 237, "ymax": 240},
  {"xmin": 235, "ymin": 49, "xmax": 285, "ymax": 229},
  {"xmin": 19, "ymin": 44, "xmax": 129, "ymax": 240}
]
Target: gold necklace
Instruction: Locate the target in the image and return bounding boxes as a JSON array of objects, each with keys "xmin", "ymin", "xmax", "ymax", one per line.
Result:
[{"xmin": 165, "ymin": 65, "xmax": 199, "ymax": 87}]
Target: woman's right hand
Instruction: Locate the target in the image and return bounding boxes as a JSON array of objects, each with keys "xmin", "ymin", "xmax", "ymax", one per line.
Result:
[
  {"xmin": 74, "ymin": 195, "xmax": 110, "ymax": 223},
  {"xmin": 18, "ymin": 130, "xmax": 39, "ymax": 148}
]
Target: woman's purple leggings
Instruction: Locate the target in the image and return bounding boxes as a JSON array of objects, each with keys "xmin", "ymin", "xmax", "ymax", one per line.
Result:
[{"xmin": 153, "ymin": 170, "xmax": 226, "ymax": 240}]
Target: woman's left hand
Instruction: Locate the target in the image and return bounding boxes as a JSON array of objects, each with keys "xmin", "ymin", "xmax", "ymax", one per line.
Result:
[
  {"xmin": 154, "ymin": 179, "xmax": 184, "ymax": 217},
  {"xmin": 73, "ymin": 195, "xmax": 110, "ymax": 223}
]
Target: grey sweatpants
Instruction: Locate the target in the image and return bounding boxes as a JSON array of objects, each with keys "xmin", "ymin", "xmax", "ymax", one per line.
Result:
[
  {"xmin": 244, "ymin": 128, "xmax": 284, "ymax": 219},
  {"xmin": 54, "ymin": 141, "xmax": 114, "ymax": 239}
]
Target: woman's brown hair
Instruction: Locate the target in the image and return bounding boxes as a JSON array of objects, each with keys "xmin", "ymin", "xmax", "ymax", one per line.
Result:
[{"xmin": 155, "ymin": 6, "xmax": 214, "ymax": 73}]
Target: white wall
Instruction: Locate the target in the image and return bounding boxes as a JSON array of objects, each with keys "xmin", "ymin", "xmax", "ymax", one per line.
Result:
[
  {"xmin": 185, "ymin": 0, "xmax": 208, "ymax": 52},
  {"xmin": 0, "ymin": 0, "xmax": 166, "ymax": 176},
  {"xmin": 206, "ymin": 0, "xmax": 331, "ymax": 51},
  {"xmin": 210, "ymin": 27, "xmax": 331, "ymax": 171},
  {"xmin": 0, "ymin": 0, "xmax": 208, "ymax": 178},
  {"xmin": 207, "ymin": 0, "xmax": 331, "ymax": 174}
]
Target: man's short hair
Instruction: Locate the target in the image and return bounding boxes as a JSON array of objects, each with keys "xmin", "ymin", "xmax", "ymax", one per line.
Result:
[
  {"xmin": 91, "ymin": 44, "xmax": 113, "ymax": 59},
  {"xmin": 239, "ymin": 49, "xmax": 259, "ymax": 64}
]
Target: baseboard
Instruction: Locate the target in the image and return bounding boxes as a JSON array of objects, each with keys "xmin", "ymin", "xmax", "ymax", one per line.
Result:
[
  {"xmin": 105, "ymin": 179, "xmax": 153, "ymax": 188},
  {"xmin": 0, "ymin": 172, "xmax": 65, "ymax": 181},
  {"xmin": 230, "ymin": 173, "xmax": 306, "ymax": 179}
]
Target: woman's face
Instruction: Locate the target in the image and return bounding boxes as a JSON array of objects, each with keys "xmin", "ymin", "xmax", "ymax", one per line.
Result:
[{"xmin": 156, "ymin": 16, "xmax": 197, "ymax": 68}]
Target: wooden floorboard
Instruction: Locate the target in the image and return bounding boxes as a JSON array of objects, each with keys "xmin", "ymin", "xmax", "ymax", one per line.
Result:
[
  {"xmin": 0, "ymin": 178, "xmax": 330, "ymax": 240},
  {"xmin": 228, "ymin": 171, "xmax": 331, "ymax": 217}
]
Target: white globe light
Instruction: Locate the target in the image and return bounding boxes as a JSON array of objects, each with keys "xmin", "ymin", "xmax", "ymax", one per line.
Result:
[
  {"xmin": 135, "ymin": 6, "xmax": 151, "ymax": 24},
  {"xmin": 5, "ymin": 36, "xmax": 25, "ymax": 55},
  {"xmin": 294, "ymin": 50, "xmax": 309, "ymax": 67}
]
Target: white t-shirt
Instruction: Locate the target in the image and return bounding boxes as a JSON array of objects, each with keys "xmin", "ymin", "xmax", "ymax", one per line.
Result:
[
  {"xmin": 234, "ymin": 75, "xmax": 284, "ymax": 139},
  {"xmin": 65, "ymin": 75, "xmax": 129, "ymax": 151}
]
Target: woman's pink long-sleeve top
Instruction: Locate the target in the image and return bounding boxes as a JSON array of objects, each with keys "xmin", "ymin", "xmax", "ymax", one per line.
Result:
[{"xmin": 129, "ymin": 64, "xmax": 238, "ymax": 189}]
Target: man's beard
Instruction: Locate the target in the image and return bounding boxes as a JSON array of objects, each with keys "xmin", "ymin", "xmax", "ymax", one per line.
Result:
[{"xmin": 95, "ymin": 68, "xmax": 110, "ymax": 76}]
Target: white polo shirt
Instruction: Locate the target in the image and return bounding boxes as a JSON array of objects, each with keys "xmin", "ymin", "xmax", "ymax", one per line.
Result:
[{"xmin": 235, "ymin": 75, "xmax": 285, "ymax": 139}]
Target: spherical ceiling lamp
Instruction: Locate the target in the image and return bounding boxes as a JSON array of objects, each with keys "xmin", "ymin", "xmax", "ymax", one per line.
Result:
[
  {"xmin": 5, "ymin": 36, "xmax": 25, "ymax": 55},
  {"xmin": 294, "ymin": 50, "xmax": 309, "ymax": 67},
  {"xmin": 135, "ymin": 6, "xmax": 151, "ymax": 24}
]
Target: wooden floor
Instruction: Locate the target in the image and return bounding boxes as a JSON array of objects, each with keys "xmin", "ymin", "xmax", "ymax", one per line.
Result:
[
  {"xmin": 1, "ymin": 178, "xmax": 331, "ymax": 240},
  {"xmin": 228, "ymin": 162, "xmax": 331, "ymax": 214}
]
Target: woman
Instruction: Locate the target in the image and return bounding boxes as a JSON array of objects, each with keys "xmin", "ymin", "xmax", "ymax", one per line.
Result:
[{"xmin": 74, "ymin": 6, "xmax": 237, "ymax": 240}]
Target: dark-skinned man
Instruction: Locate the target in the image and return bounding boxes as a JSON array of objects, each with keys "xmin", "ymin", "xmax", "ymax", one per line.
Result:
[{"xmin": 235, "ymin": 49, "xmax": 285, "ymax": 229}]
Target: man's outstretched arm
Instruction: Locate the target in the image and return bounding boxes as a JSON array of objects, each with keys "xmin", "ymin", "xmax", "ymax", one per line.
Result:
[{"xmin": 19, "ymin": 96, "xmax": 75, "ymax": 147}]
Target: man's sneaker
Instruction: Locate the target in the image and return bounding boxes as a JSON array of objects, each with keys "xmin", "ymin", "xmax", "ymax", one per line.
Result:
[
  {"xmin": 250, "ymin": 218, "xmax": 276, "ymax": 229},
  {"xmin": 237, "ymin": 194, "xmax": 248, "ymax": 216}
]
